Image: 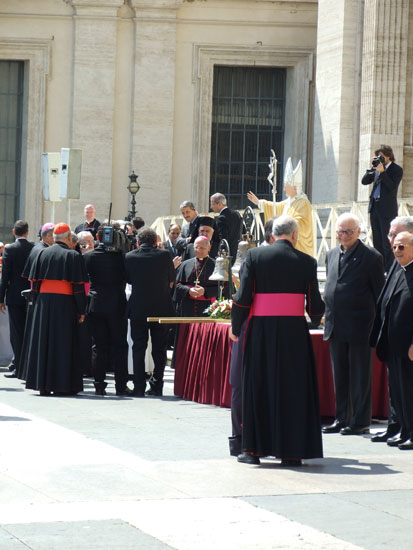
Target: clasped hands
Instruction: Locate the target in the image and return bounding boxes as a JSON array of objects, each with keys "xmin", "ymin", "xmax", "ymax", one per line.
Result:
[{"xmin": 189, "ymin": 285, "xmax": 205, "ymax": 298}]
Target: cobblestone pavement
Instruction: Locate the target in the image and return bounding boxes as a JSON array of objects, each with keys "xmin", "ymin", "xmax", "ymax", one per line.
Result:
[{"xmin": 0, "ymin": 366, "xmax": 412, "ymax": 549}]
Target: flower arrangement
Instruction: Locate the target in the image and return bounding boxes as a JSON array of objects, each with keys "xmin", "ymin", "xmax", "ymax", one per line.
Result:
[{"xmin": 204, "ymin": 298, "xmax": 232, "ymax": 319}]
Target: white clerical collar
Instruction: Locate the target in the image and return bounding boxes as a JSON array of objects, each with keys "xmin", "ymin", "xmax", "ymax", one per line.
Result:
[{"xmin": 401, "ymin": 259, "xmax": 413, "ymax": 270}]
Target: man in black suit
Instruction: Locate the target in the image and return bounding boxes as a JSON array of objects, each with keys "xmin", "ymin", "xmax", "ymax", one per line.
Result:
[
  {"xmin": 75, "ymin": 204, "xmax": 101, "ymax": 238},
  {"xmin": 0, "ymin": 220, "xmax": 33, "ymax": 377},
  {"xmin": 180, "ymin": 201, "xmax": 200, "ymax": 242},
  {"xmin": 18, "ymin": 223, "xmax": 55, "ymax": 380},
  {"xmin": 323, "ymin": 213, "xmax": 384, "ymax": 435},
  {"xmin": 162, "ymin": 223, "xmax": 187, "ymax": 258},
  {"xmin": 83, "ymin": 226, "xmax": 130, "ymax": 397},
  {"xmin": 210, "ymin": 193, "xmax": 242, "ymax": 264},
  {"xmin": 370, "ymin": 216, "xmax": 413, "ymax": 443},
  {"xmin": 125, "ymin": 227, "xmax": 175, "ymax": 397},
  {"xmin": 361, "ymin": 144, "xmax": 403, "ymax": 271},
  {"xmin": 371, "ymin": 231, "xmax": 413, "ymax": 450}
]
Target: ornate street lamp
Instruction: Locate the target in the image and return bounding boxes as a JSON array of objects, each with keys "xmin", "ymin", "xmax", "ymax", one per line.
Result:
[{"xmin": 126, "ymin": 170, "xmax": 140, "ymax": 221}]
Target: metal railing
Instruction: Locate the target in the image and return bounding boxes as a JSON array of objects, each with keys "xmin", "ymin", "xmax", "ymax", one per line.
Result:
[{"xmin": 151, "ymin": 199, "xmax": 413, "ymax": 266}]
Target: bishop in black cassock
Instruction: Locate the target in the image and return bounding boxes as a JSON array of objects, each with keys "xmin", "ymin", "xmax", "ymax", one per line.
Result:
[
  {"xmin": 231, "ymin": 216, "xmax": 325, "ymax": 466},
  {"xmin": 173, "ymin": 236, "xmax": 219, "ymax": 317}
]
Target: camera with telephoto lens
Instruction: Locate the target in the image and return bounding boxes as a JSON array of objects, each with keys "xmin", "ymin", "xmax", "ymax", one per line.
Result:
[{"xmin": 372, "ymin": 154, "xmax": 385, "ymax": 168}]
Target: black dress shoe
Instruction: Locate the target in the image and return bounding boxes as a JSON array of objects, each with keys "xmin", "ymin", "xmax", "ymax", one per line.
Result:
[
  {"xmin": 322, "ymin": 420, "xmax": 345, "ymax": 434},
  {"xmin": 4, "ymin": 371, "xmax": 17, "ymax": 378},
  {"xmin": 116, "ymin": 387, "xmax": 132, "ymax": 396},
  {"xmin": 39, "ymin": 389, "xmax": 51, "ymax": 396},
  {"xmin": 130, "ymin": 389, "xmax": 145, "ymax": 397},
  {"xmin": 237, "ymin": 452, "xmax": 260, "ymax": 465},
  {"xmin": 145, "ymin": 388, "xmax": 163, "ymax": 397},
  {"xmin": 398, "ymin": 438, "xmax": 413, "ymax": 450},
  {"xmin": 281, "ymin": 458, "xmax": 302, "ymax": 467},
  {"xmin": 371, "ymin": 430, "xmax": 390, "ymax": 442},
  {"xmin": 340, "ymin": 426, "xmax": 370, "ymax": 435},
  {"xmin": 95, "ymin": 387, "xmax": 106, "ymax": 396},
  {"xmin": 229, "ymin": 436, "xmax": 242, "ymax": 457},
  {"xmin": 387, "ymin": 433, "xmax": 406, "ymax": 447},
  {"xmin": 371, "ymin": 424, "xmax": 400, "ymax": 442}
]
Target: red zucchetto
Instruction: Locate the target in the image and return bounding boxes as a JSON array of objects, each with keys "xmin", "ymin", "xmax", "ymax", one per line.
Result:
[{"xmin": 53, "ymin": 223, "xmax": 71, "ymax": 235}]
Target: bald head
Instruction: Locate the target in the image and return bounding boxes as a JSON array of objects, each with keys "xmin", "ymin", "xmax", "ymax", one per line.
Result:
[{"xmin": 336, "ymin": 213, "xmax": 360, "ymax": 251}]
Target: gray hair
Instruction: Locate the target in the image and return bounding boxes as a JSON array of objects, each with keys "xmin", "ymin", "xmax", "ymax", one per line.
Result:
[
  {"xmin": 41, "ymin": 227, "xmax": 54, "ymax": 240},
  {"xmin": 395, "ymin": 231, "xmax": 413, "ymax": 245},
  {"xmin": 272, "ymin": 216, "xmax": 298, "ymax": 237},
  {"xmin": 210, "ymin": 193, "xmax": 227, "ymax": 206},
  {"xmin": 336, "ymin": 212, "xmax": 360, "ymax": 228},
  {"xmin": 54, "ymin": 230, "xmax": 72, "ymax": 242},
  {"xmin": 390, "ymin": 216, "xmax": 413, "ymax": 233},
  {"xmin": 77, "ymin": 231, "xmax": 94, "ymax": 243},
  {"xmin": 180, "ymin": 200, "xmax": 196, "ymax": 210}
]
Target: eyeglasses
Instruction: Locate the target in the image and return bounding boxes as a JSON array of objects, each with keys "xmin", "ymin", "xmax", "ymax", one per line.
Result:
[
  {"xmin": 393, "ymin": 244, "xmax": 407, "ymax": 251},
  {"xmin": 388, "ymin": 232, "xmax": 398, "ymax": 239},
  {"xmin": 336, "ymin": 229, "xmax": 357, "ymax": 237}
]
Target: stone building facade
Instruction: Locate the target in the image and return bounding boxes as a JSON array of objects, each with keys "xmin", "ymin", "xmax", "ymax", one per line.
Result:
[{"xmin": 0, "ymin": 0, "xmax": 412, "ymax": 240}]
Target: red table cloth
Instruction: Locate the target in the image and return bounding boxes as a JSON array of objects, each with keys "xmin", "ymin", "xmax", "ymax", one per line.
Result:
[{"xmin": 173, "ymin": 324, "xmax": 389, "ymax": 418}]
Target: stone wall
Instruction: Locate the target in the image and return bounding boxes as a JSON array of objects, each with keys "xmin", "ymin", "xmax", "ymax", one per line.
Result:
[{"xmin": 0, "ymin": 0, "xmax": 318, "ymax": 233}]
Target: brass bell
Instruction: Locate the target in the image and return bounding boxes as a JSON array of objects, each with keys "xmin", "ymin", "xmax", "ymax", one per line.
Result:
[{"xmin": 209, "ymin": 255, "xmax": 230, "ymax": 282}]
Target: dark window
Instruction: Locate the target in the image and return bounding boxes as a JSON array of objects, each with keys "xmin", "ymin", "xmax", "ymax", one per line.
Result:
[
  {"xmin": 210, "ymin": 66, "xmax": 286, "ymax": 210},
  {"xmin": 0, "ymin": 61, "xmax": 24, "ymax": 243}
]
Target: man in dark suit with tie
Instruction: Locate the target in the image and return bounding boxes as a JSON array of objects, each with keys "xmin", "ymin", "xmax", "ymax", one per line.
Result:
[
  {"xmin": 180, "ymin": 201, "xmax": 200, "ymax": 243},
  {"xmin": 162, "ymin": 223, "xmax": 187, "ymax": 258},
  {"xmin": 210, "ymin": 193, "xmax": 242, "ymax": 264},
  {"xmin": 361, "ymin": 144, "xmax": 403, "ymax": 271},
  {"xmin": 323, "ymin": 213, "xmax": 384, "ymax": 435},
  {"xmin": 0, "ymin": 220, "xmax": 33, "ymax": 377},
  {"xmin": 370, "ymin": 231, "xmax": 413, "ymax": 450},
  {"xmin": 125, "ymin": 227, "xmax": 175, "ymax": 397}
]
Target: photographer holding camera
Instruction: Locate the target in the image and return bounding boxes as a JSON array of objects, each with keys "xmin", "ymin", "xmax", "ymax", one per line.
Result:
[{"xmin": 362, "ymin": 145, "xmax": 403, "ymax": 271}]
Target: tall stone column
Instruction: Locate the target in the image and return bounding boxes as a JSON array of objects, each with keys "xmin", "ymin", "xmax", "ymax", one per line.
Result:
[
  {"xmin": 65, "ymin": 0, "xmax": 123, "ymax": 225},
  {"xmin": 357, "ymin": 0, "xmax": 409, "ymax": 201},
  {"xmin": 112, "ymin": 1, "xmax": 135, "ymax": 220},
  {"xmin": 403, "ymin": 1, "xmax": 413, "ymax": 196},
  {"xmin": 130, "ymin": 1, "xmax": 183, "ymax": 223},
  {"xmin": 312, "ymin": 0, "xmax": 365, "ymax": 204}
]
